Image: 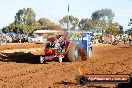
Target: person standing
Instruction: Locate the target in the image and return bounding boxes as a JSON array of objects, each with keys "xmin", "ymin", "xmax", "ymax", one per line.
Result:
[
  {"xmin": 128, "ymin": 35, "xmax": 131, "ymax": 44},
  {"xmin": 116, "ymin": 35, "xmax": 120, "ymax": 44},
  {"xmin": 102, "ymin": 35, "xmax": 105, "ymax": 44},
  {"xmin": 112, "ymin": 35, "xmax": 115, "ymax": 44},
  {"xmin": 0, "ymin": 36, "xmax": 1, "ymax": 46},
  {"xmin": 123, "ymin": 35, "xmax": 127, "ymax": 44}
]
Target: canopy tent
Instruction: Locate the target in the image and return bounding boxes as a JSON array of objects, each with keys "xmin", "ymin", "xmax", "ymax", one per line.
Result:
[{"xmin": 7, "ymin": 32, "xmax": 16, "ymax": 36}]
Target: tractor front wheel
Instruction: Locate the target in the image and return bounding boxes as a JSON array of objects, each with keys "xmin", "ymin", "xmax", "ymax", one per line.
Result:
[
  {"xmin": 59, "ymin": 55, "xmax": 63, "ymax": 63},
  {"xmin": 40, "ymin": 56, "xmax": 44, "ymax": 64},
  {"xmin": 88, "ymin": 48, "xmax": 92, "ymax": 58}
]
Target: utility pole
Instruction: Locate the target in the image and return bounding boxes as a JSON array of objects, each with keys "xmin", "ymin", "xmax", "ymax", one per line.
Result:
[{"xmin": 67, "ymin": 4, "xmax": 70, "ymax": 40}]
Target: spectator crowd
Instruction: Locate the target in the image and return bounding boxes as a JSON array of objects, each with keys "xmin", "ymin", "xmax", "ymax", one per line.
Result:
[
  {"xmin": 91, "ymin": 34, "xmax": 132, "ymax": 44},
  {"xmin": 0, "ymin": 33, "xmax": 39, "ymax": 43},
  {"xmin": 0, "ymin": 32, "xmax": 131, "ymax": 45}
]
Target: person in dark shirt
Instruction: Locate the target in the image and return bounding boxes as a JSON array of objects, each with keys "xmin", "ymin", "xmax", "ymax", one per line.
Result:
[{"xmin": 50, "ymin": 41, "xmax": 55, "ymax": 48}]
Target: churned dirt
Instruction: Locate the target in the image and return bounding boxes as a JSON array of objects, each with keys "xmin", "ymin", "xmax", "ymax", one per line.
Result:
[{"xmin": 0, "ymin": 43, "xmax": 132, "ymax": 88}]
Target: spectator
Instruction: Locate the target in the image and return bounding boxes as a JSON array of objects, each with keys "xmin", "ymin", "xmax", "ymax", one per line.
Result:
[
  {"xmin": 123, "ymin": 35, "xmax": 127, "ymax": 44},
  {"xmin": 0, "ymin": 36, "xmax": 1, "ymax": 46},
  {"xmin": 128, "ymin": 35, "xmax": 131, "ymax": 44},
  {"xmin": 50, "ymin": 41, "xmax": 55, "ymax": 48},
  {"xmin": 116, "ymin": 35, "xmax": 120, "ymax": 44},
  {"xmin": 102, "ymin": 35, "xmax": 105, "ymax": 44}
]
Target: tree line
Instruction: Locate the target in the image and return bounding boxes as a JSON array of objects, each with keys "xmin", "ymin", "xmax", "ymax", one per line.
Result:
[
  {"xmin": 2, "ymin": 8, "xmax": 61, "ymax": 34},
  {"xmin": 1, "ymin": 8, "xmax": 126, "ymax": 35}
]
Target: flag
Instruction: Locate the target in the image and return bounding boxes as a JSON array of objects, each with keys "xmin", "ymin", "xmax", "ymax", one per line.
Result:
[{"xmin": 68, "ymin": 4, "xmax": 69, "ymax": 13}]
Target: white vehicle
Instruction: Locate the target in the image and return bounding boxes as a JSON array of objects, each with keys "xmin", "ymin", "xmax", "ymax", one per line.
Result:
[
  {"xmin": 28, "ymin": 35, "xmax": 37, "ymax": 43},
  {"xmin": 35, "ymin": 36, "xmax": 44, "ymax": 44}
]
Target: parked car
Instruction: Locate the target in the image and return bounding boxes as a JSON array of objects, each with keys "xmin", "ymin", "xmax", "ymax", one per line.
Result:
[{"xmin": 28, "ymin": 35, "xmax": 37, "ymax": 43}]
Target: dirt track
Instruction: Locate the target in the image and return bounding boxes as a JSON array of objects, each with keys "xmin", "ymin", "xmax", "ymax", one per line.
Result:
[{"xmin": 0, "ymin": 43, "xmax": 132, "ymax": 88}]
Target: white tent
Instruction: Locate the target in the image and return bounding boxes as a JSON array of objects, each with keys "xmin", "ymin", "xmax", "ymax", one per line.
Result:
[{"xmin": 33, "ymin": 30, "xmax": 60, "ymax": 34}]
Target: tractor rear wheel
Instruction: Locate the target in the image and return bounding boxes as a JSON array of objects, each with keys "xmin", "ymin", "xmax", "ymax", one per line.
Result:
[
  {"xmin": 78, "ymin": 47, "xmax": 87, "ymax": 61},
  {"xmin": 67, "ymin": 42, "xmax": 79, "ymax": 62}
]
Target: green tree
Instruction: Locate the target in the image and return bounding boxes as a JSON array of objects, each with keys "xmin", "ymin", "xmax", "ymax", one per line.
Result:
[
  {"xmin": 128, "ymin": 18, "xmax": 132, "ymax": 26},
  {"xmin": 2, "ymin": 23, "xmax": 16, "ymax": 33},
  {"xmin": 92, "ymin": 8, "xmax": 115, "ymax": 24},
  {"xmin": 38, "ymin": 18, "xmax": 52, "ymax": 27},
  {"xmin": 59, "ymin": 15, "xmax": 79, "ymax": 31},
  {"xmin": 118, "ymin": 25, "xmax": 124, "ymax": 34},
  {"xmin": 2, "ymin": 8, "xmax": 61, "ymax": 34},
  {"xmin": 105, "ymin": 23, "xmax": 119, "ymax": 35},
  {"xmin": 92, "ymin": 8, "xmax": 115, "ymax": 33},
  {"xmin": 8, "ymin": 23, "xmax": 17, "ymax": 32},
  {"xmin": 2, "ymin": 27, "xmax": 9, "ymax": 33},
  {"xmin": 14, "ymin": 8, "xmax": 37, "ymax": 34},
  {"xmin": 78, "ymin": 18, "xmax": 94, "ymax": 31}
]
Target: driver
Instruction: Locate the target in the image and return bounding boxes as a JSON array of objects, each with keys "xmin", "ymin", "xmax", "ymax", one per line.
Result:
[
  {"xmin": 54, "ymin": 35, "xmax": 65, "ymax": 52},
  {"xmin": 50, "ymin": 41, "xmax": 55, "ymax": 48},
  {"xmin": 59, "ymin": 37, "xmax": 65, "ymax": 50},
  {"xmin": 57, "ymin": 35, "xmax": 65, "ymax": 52}
]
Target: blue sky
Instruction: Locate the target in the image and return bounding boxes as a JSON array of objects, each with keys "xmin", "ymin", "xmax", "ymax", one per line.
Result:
[{"xmin": 0, "ymin": 0, "xmax": 132, "ymax": 30}]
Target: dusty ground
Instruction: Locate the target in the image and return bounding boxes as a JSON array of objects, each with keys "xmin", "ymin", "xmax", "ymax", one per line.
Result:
[
  {"xmin": 0, "ymin": 43, "xmax": 132, "ymax": 88},
  {"xmin": 0, "ymin": 43, "xmax": 44, "ymax": 51}
]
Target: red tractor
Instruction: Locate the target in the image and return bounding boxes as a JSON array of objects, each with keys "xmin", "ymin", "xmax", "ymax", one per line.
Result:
[{"xmin": 39, "ymin": 32, "xmax": 92, "ymax": 63}]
